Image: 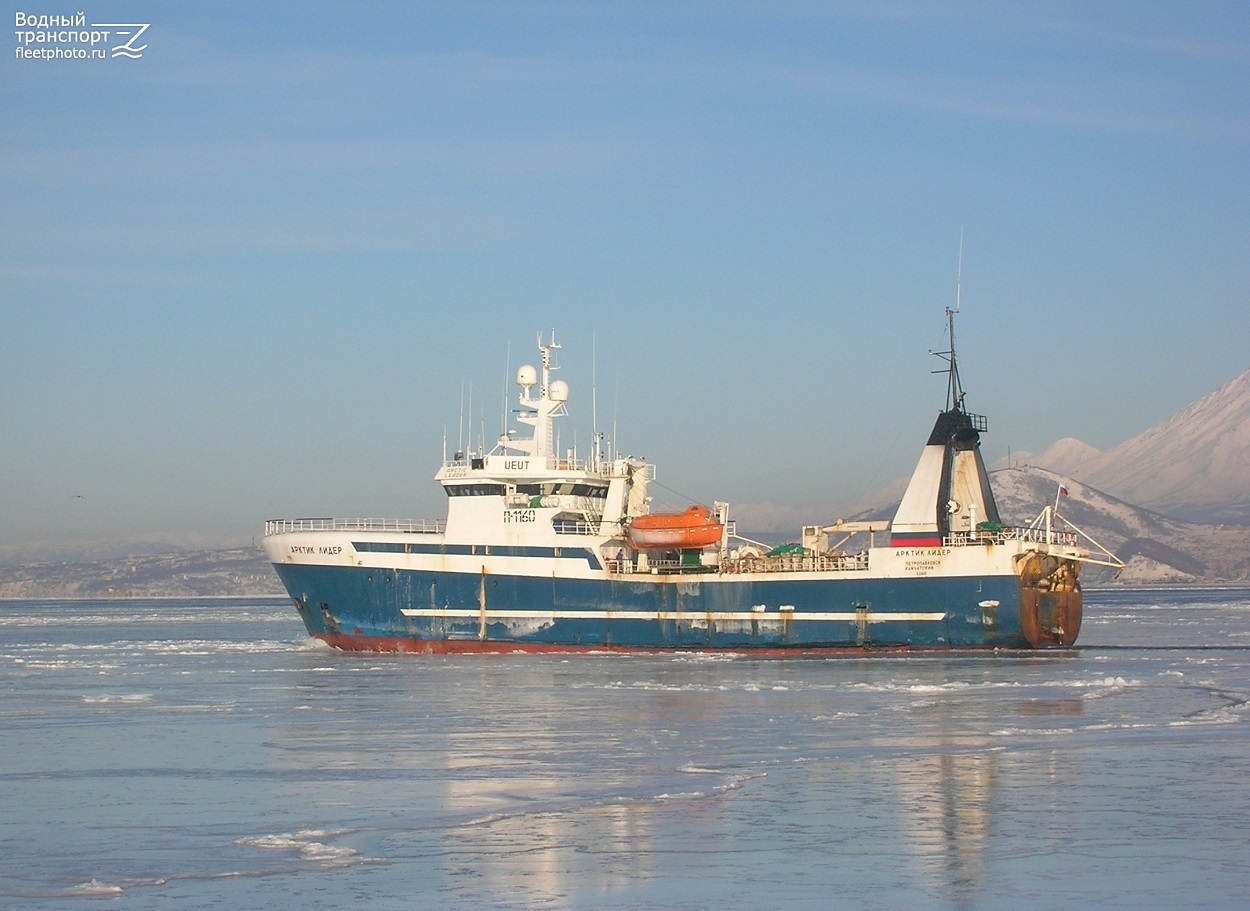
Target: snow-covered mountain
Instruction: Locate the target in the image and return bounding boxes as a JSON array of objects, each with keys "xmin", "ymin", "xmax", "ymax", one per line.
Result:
[
  {"xmin": 1021, "ymin": 437, "xmax": 1103, "ymax": 478},
  {"xmin": 843, "ymin": 369, "xmax": 1250, "ymax": 581},
  {"xmin": 1011, "ymin": 369, "xmax": 1250, "ymax": 524},
  {"xmin": 995, "ymin": 369, "xmax": 1250, "ymax": 578},
  {"xmin": 990, "ymin": 465, "xmax": 1248, "ymax": 583},
  {"xmin": 845, "ymin": 460, "xmax": 1250, "ymax": 583}
]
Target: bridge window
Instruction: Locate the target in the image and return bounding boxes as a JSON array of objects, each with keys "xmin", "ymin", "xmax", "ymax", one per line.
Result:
[{"xmin": 446, "ymin": 484, "xmax": 507, "ymax": 497}]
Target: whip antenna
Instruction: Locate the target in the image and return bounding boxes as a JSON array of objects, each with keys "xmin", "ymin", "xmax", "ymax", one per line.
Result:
[{"xmin": 955, "ymin": 225, "xmax": 964, "ymax": 314}]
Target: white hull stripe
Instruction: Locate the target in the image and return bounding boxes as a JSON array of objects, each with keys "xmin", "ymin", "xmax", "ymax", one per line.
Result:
[{"xmin": 399, "ymin": 609, "xmax": 948, "ymax": 622}]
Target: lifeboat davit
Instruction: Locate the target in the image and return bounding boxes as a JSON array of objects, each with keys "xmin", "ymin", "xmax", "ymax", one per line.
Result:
[{"xmin": 627, "ymin": 505, "xmax": 724, "ymax": 550}]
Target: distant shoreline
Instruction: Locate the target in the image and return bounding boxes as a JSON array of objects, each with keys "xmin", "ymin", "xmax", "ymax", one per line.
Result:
[{"xmin": 0, "ymin": 594, "xmax": 291, "ymax": 602}]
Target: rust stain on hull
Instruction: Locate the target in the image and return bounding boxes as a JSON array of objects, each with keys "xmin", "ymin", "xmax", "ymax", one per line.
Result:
[{"xmin": 1017, "ymin": 552, "xmax": 1083, "ymax": 647}]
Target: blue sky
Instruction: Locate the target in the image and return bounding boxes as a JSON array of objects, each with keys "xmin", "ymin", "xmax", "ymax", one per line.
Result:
[{"xmin": 3, "ymin": 1, "xmax": 1248, "ymax": 554}]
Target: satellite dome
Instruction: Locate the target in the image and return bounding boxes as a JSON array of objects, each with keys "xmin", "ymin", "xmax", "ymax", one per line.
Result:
[
  {"xmin": 549, "ymin": 380, "xmax": 569, "ymax": 402},
  {"xmin": 516, "ymin": 364, "xmax": 538, "ymax": 387}
]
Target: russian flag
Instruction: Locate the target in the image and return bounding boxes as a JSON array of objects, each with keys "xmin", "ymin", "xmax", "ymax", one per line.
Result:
[{"xmin": 1059, "ymin": 484, "xmax": 1069, "ymax": 496}]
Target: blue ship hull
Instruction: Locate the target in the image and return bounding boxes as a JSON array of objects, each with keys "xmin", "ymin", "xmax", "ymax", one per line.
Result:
[{"xmin": 273, "ymin": 562, "xmax": 1036, "ymax": 652}]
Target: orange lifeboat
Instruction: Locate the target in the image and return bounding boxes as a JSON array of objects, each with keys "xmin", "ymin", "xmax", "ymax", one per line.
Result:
[{"xmin": 627, "ymin": 505, "xmax": 724, "ymax": 550}]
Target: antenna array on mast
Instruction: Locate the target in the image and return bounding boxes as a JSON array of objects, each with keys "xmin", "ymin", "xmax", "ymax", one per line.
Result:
[{"xmin": 930, "ymin": 229, "xmax": 969, "ymax": 413}]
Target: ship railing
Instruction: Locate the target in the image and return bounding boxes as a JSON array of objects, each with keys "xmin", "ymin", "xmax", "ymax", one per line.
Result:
[
  {"xmin": 264, "ymin": 518, "xmax": 445, "ymax": 536},
  {"xmin": 605, "ymin": 551, "xmax": 872, "ymax": 575},
  {"xmin": 639, "ymin": 558, "xmax": 717, "ymax": 574},
  {"xmin": 944, "ymin": 526, "xmax": 1079, "ymax": 548},
  {"xmin": 722, "ymin": 552, "xmax": 871, "ymax": 574},
  {"xmin": 553, "ymin": 517, "xmax": 599, "ymax": 536},
  {"xmin": 1014, "ymin": 525, "xmax": 1079, "ymax": 547},
  {"xmin": 442, "ymin": 456, "xmax": 623, "ymax": 477}
]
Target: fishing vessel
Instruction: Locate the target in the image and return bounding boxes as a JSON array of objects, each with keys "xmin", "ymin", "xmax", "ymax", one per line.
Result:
[{"xmin": 263, "ymin": 316, "xmax": 1122, "ymax": 653}]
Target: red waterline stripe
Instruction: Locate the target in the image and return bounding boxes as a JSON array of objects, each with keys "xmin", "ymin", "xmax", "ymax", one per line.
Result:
[{"xmin": 314, "ymin": 632, "xmax": 1015, "ymax": 656}]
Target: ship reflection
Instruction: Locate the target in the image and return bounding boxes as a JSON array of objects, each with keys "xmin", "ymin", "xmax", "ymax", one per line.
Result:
[
  {"xmin": 893, "ymin": 750, "xmax": 998, "ymax": 904},
  {"xmin": 259, "ymin": 658, "xmax": 680, "ymax": 901},
  {"xmin": 261, "ymin": 655, "xmax": 1088, "ymax": 906},
  {"xmin": 892, "ymin": 696, "xmax": 1083, "ymax": 905}
]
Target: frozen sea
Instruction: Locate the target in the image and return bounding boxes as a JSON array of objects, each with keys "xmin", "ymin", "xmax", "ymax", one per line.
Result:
[{"xmin": 2, "ymin": 587, "xmax": 1249, "ymax": 910}]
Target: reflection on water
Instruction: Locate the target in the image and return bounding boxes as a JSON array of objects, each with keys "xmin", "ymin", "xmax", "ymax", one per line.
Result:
[
  {"xmin": 1, "ymin": 591, "xmax": 1249, "ymax": 908},
  {"xmin": 256, "ymin": 641, "xmax": 1199, "ymax": 907},
  {"xmin": 894, "ymin": 750, "xmax": 997, "ymax": 902}
]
